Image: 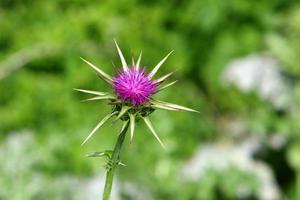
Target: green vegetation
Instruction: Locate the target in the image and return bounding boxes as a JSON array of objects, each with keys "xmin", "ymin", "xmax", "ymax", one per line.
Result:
[{"xmin": 1, "ymin": 0, "xmax": 300, "ymax": 199}]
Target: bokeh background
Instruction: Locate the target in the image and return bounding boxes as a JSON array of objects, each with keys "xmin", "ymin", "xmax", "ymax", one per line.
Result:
[{"xmin": 1, "ymin": 0, "xmax": 300, "ymax": 199}]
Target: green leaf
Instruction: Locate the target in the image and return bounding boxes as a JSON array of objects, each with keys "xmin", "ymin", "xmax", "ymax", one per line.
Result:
[
  {"xmin": 73, "ymin": 88, "xmax": 108, "ymax": 96},
  {"xmin": 80, "ymin": 57, "xmax": 113, "ymax": 84},
  {"xmin": 86, "ymin": 150, "xmax": 113, "ymax": 158},
  {"xmin": 129, "ymin": 113, "xmax": 136, "ymax": 143},
  {"xmin": 81, "ymin": 112, "xmax": 117, "ymax": 145},
  {"xmin": 135, "ymin": 51, "xmax": 142, "ymax": 70},
  {"xmin": 114, "ymin": 39, "xmax": 128, "ymax": 71},
  {"xmin": 118, "ymin": 161, "xmax": 126, "ymax": 167},
  {"xmin": 149, "ymin": 50, "xmax": 173, "ymax": 79},
  {"xmin": 142, "ymin": 116, "xmax": 166, "ymax": 149},
  {"xmin": 151, "ymin": 100, "xmax": 199, "ymax": 113}
]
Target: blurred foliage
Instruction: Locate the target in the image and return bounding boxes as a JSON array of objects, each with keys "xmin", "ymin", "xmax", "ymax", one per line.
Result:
[{"xmin": 1, "ymin": 0, "xmax": 300, "ymax": 199}]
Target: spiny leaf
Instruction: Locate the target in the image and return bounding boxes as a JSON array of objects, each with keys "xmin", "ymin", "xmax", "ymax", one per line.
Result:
[
  {"xmin": 118, "ymin": 161, "xmax": 126, "ymax": 167},
  {"xmin": 87, "ymin": 152, "xmax": 105, "ymax": 157},
  {"xmin": 142, "ymin": 117, "xmax": 166, "ymax": 149},
  {"xmin": 80, "ymin": 57, "xmax": 113, "ymax": 84},
  {"xmin": 86, "ymin": 150, "xmax": 113, "ymax": 158},
  {"xmin": 81, "ymin": 94, "xmax": 116, "ymax": 102},
  {"xmin": 155, "ymin": 72, "xmax": 174, "ymax": 84},
  {"xmin": 129, "ymin": 113, "xmax": 136, "ymax": 143},
  {"xmin": 73, "ymin": 88, "xmax": 108, "ymax": 96},
  {"xmin": 148, "ymin": 50, "xmax": 173, "ymax": 79},
  {"xmin": 81, "ymin": 112, "xmax": 117, "ymax": 145},
  {"xmin": 135, "ymin": 51, "xmax": 142, "ymax": 70},
  {"xmin": 152, "ymin": 100, "xmax": 199, "ymax": 113},
  {"xmin": 157, "ymin": 80, "xmax": 178, "ymax": 92},
  {"xmin": 114, "ymin": 39, "xmax": 128, "ymax": 71}
]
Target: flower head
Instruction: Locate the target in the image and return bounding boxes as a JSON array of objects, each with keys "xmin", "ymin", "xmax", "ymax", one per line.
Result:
[
  {"xmin": 113, "ymin": 67, "xmax": 157, "ymax": 106},
  {"xmin": 75, "ymin": 40, "xmax": 199, "ymax": 148}
]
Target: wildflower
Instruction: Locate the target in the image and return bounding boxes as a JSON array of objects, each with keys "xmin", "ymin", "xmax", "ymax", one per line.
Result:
[
  {"xmin": 75, "ymin": 40, "xmax": 199, "ymax": 200},
  {"xmin": 75, "ymin": 40, "xmax": 198, "ymax": 148}
]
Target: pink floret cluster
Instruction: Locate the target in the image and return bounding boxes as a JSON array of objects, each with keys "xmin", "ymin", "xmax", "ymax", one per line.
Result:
[{"xmin": 113, "ymin": 67, "xmax": 157, "ymax": 106}]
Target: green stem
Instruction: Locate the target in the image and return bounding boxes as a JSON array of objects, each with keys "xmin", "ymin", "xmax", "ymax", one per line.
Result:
[{"xmin": 103, "ymin": 122, "xmax": 129, "ymax": 200}]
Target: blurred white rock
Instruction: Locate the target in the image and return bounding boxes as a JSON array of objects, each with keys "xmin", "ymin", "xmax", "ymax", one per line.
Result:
[
  {"xmin": 222, "ymin": 54, "xmax": 290, "ymax": 109},
  {"xmin": 182, "ymin": 136, "xmax": 281, "ymax": 200}
]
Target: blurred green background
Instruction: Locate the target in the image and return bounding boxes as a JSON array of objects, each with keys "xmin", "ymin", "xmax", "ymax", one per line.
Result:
[{"xmin": 1, "ymin": 0, "xmax": 300, "ymax": 199}]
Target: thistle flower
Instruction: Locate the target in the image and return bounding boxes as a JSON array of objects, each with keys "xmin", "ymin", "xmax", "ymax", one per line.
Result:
[
  {"xmin": 113, "ymin": 67, "xmax": 157, "ymax": 106},
  {"xmin": 75, "ymin": 40, "xmax": 198, "ymax": 148}
]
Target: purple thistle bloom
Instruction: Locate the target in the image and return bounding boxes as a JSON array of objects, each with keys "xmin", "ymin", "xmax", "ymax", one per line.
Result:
[
  {"xmin": 76, "ymin": 40, "xmax": 199, "ymax": 200},
  {"xmin": 113, "ymin": 67, "xmax": 157, "ymax": 106},
  {"xmin": 76, "ymin": 40, "xmax": 198, "ymax": 147}
]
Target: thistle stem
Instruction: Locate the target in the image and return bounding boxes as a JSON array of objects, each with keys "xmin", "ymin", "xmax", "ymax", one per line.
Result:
[{"xmin": 103, "ymin": 122, "xmax": 129, "ymax": 200}]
